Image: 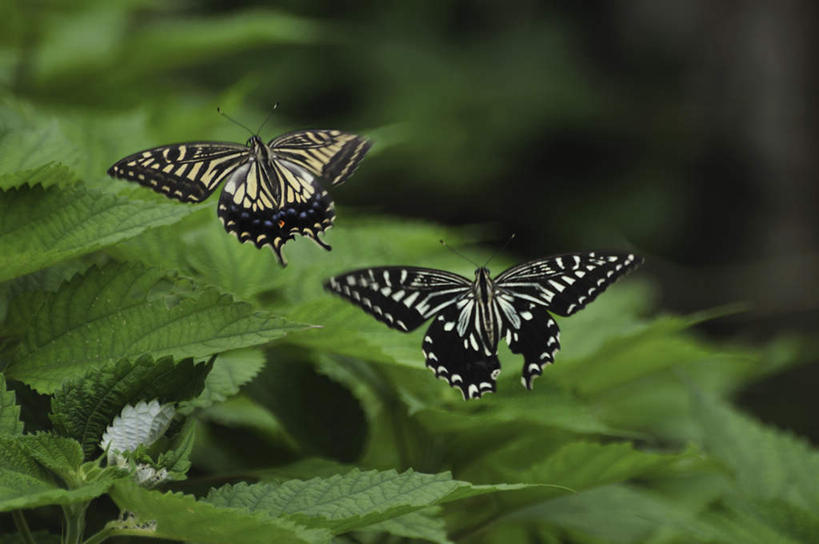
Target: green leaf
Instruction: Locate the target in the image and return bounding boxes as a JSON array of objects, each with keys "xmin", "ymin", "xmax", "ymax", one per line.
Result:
[
  {"xmin": 184, "ymin": 348, "xmax": 267, "ymax": 410},
  {"xmin": 0, "ymin": 375, "xmax": 23, "ymax": 434},
  {"xmin": 50, "ymin": 355, "xmax": 212, "ymax": 458},
  {"xmin": 693, "ymin": 391, "xmax": 819, "ymax": 511},
  {"xmin": 0, "ymin": 162, "xmax": 76, "ymax": 191},
  {"xmin": 0, "ymin": 184, "xmax": 196, "ymax": 282},
  {"xmin": 205, "ymin": 468, "xmax": 524, "ymax": 534},
  {"xmin": 361, "ymin": 507, "xmax": 452, "ymax": 544},
  {"xmin": 0, "ymin": 434, "xmax": 114, "ymax": 512},
  {"xmin": 6, "ymin": 263, "xmax": 303, "ymax": 393},
  {"xmin": 108, "ymin": 479, "xmax": 331, "ymax": 544},
  {"xmin": 17, "ymin": 433, "xmax": 83, "ymax": 484},
  {"xmin": 156, "ymin": 419, "xmax": 196, "ymax": 476}
]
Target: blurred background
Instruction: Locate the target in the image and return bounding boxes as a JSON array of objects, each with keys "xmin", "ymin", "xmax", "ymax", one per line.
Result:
[{"xmin": 2, "ymin": 1, "xmax": 816, "ymax": 435}]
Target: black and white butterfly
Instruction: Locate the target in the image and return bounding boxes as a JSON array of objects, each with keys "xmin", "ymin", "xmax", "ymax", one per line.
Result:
[
  {"xmin": 324, "ymin": 252, "xmax": 643, "ymax": 399},
  {"xmin": 108, "ymin": 129, "xmax": 371, "ymax": 266}
]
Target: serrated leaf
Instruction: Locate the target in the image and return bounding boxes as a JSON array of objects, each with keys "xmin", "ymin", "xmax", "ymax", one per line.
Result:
[
  {"xmin": 6, "ymin": 263, "xmax": 303, "ymax": 392},
  {"xmin": 185, "ymin": 348, "xmax": 267, "ymax": 410},
  {"xmin": 156, "ymin": 419, "xmax": 196, "ymax": 476},
  {"xmin": 50, "ymin": 355, "xmax": 211, "ymax": 458},
  {"xmin": 362, "ymin": 507, "xmax": 452, "ymax": 544},
  {"xmin": 109, "ymin": 479, "xmax": 331, "ymax": 544},
  {"xmin": 205, "ymin": 468, "xmax": 526, "ymax": 534},
  {"xmin": 0, "ymin": 434, "xmax": 114, "ymax": 512},
  {"xmin": 693, "ymin": 391, "xmax": 819, "ymax": 511},
  {"xmin": 0, "ymin": 375, "xmax": 23, "ymax": 434},
  {"xmin": 17, "ymin": 433, "xmax": 83, "ymax": 484},
  {"xmin": 0, "ymin": 184, "xmax": 196, "ymax": 282},
  {"xmin": 0, "ymin": 162, "xmax": 76, "ymax": 190}
]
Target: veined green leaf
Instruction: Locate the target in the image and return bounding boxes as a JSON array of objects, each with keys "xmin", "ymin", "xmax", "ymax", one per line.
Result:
[
  {"xmin": 184, "ymin": 348, "xmax": 267, "ymax": 410},
  {"xmin": 0, "ymin": 184, "xmax": 196, "ymax": 282},
  {"xmin": 205, "ymin": 468, "xmax": 528, "ymax": 534},
  {"xmin": 0, "ymin": 434, "xmax": 115, "ymax": 512},
  {"xmin": 693, "ymin": 391, "xmax": 819, "ymax": 511},
  {"xmin": 6, "ymin": 263, "xmax": 304, "ymax": 393},
  {"xmin": 50, "ymin": 355, "xmax": 211, "ymax": 459},
  {"xmin": 109, "ymin": 480, "xmax": 330, "ymax": 544},
  {"xmin": 0, "ymin": 375, "xmax": 23, "ymax": 435},
  {"xmin": 361, "ymin": 507, "xmax": 451, "ymax": 544}
]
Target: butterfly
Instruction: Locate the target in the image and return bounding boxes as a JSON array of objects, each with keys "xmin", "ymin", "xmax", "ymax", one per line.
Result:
[
  {"xmin": 324, "ymin": 252, "xmax": 643, "ymax": 399},
  {"xmin": 107, "ymin": 129, "xmax": 371, "ymax": 266}
]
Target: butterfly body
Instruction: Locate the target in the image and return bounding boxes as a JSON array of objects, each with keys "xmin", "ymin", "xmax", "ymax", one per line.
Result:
[
  {"xmin": 108, "ymin": 129, "xmax": 370, "ymax": 266},
  {"xmin": 324, "ymin": 252, "xmax": 643, "ymax": 399}
]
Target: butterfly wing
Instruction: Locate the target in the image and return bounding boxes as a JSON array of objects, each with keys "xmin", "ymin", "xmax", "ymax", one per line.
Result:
[
  {"xmin": 422, "ymin": 302, "xmax": 501, "ymax": 400},
  {"xmin": 216, "ymin": 153, "xmax": 334, "ymax": 266},
  {"xmin": 269, "ymin": 130, "xmax": 371, "ymax": 186},
  {"xmin": 324, "ymin": 267, "xmax": 471, "ymax": 332},
  {"xmin": 495, "ymin": 252, "xmax": 643, "ymax": 316},
  {"xmin": 495, "ymin": 252, "xmax": 642, "ymax": 388},
  {"xmin": 107, "ymin": 142, "xmax": 249, "ymax": 203}
]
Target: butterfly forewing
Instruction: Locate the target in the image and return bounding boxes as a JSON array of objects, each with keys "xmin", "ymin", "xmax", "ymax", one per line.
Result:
[
  {"xmin": 270, "ymin": 130, "xmax": 372, "ymax": 186},
  {"xmin": 495, "ymin": 252, "xmax": 643, "ymax": 316},
  {"xmin": 107, "ymin": 142, "xmax": 249, "ymax": 203},
  {"xmin": 323, "ymin": 267, "xmax": 471, "ymax": 332}
]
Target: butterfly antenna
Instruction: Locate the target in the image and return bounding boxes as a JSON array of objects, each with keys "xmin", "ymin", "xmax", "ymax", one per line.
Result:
[
  {"xmin": 256, "ymin": 101, "xmax": 279, "ymax": 136},
  {"xmin": 216, "ymin": 107, "xmax": 255, "ymax": 136},
  {"xmin": 440, "ymin": 240, "xmax": 480, "ymax": 268},
  {"xmin": 483, "ymin": 233, "xmax": 516, "ymax": 267}
]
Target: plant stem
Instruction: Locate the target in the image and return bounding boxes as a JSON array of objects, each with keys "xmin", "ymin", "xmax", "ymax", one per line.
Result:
[
  {"xmin": 62, "ymin": 502, "xmax": 89, "ymax": 544},
  {"xmin": 12, "ymin": 510, "xmax": 36, "ymax": 544}
]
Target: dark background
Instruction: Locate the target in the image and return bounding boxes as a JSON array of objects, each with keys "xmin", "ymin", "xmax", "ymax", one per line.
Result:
[{"xmin": 6, "ymin": 1, "xmax": 818, "ymax": 436}]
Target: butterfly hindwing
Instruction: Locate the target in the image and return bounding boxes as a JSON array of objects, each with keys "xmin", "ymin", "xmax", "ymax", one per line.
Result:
[
  {"xmin": 496, "ymin": 252, "xmax": 643, "ymax": 316},
  {"xmin": 107, "ymin": 142, "xmax": 249, "ymax": 203},
  {"xmin": 323, "ymin": 267, "xmax": 471, "ymax": 332},
  {"xmin": 217, "ymin": 153, "xmax": 335, "ymax": 266},
  {"xmin": 500, "ymin": 302, "xmax": 561, "ymax": 389},
  {"xmin": 270, "ymin": 130, "xmax": 372, "ymax": 186},
  {"xmin": 423, "ymin": 303, "xmax": 501, "ymax": 400}
]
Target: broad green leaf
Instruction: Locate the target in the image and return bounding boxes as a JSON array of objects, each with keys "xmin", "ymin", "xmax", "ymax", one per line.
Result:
[
  {"xmin": 0, "ymin": 162, "xmax": 76, "ymax": 190},
  {"xmin": 0, "ymin": 184, "xmax": 195, "ymax": 281},
  {"xmin": 17, "ymin": 433, "xmax": 83, "ymax": 484},
  {"xmin": 0, "ymin": 434, "xmax": 114, "ymax": 512},
  {"xmin": 205, "ymin": 468, "xmax": 528, "ymax": 534},
  {"xmin": 184, "ymin": 348, "xmax": 267, "ymax": 410},
  {"xmin": 50, "ymin": 355, "xmax": 212, "ymax": 458},
  {"xmin": 362, "ymin": 507, "xmax": 451, "ymax": 544},
  {"xmin": 156, "ymin": 419, "xmax": 196, "ymax": 476},
  {"xmin": 109, "ymin": 479, "xmax": 331, "ymax": 544},
  {"xmin": 693, "ymin": 391, "xmax": 819, "ymax": 511},
  {"xmin": 500, "ymin": 484, "xmax": 711, "ymax": 543},
  {"xmin": 0, "ymin": 375, "xmax": 23, "ymax": 434},
  {"xmin": 6, "ymin": 263, "xmax": 303, "ymax": 392}
]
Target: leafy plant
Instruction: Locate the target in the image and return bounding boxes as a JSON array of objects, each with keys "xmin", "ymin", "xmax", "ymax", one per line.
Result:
[{"xmin": 1, "ymin": 3, "xmax": 816, "ymax": 543}]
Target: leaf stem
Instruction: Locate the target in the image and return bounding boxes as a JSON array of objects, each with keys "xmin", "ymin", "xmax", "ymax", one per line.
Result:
[
  {"xmin": 62, "ymin": 502, "xmax": 89, "ymax": 544},
  {"xmin": 12, "ymin": 510, "xmax": 36, "ymax": 544}
]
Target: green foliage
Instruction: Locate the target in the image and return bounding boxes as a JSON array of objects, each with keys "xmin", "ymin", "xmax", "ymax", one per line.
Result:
[
  {"xmin": 0, "ymin": 375, "xmax": 23, "ymax": 434},
  {"xmin": 108, "ymin": 479, "xmax": 332, "ymax": 544},
  {"xmin": 50, "ymin": 355, "xmax": 211, "ymax": 458},
  {"xmin": 0, "ymin": 3, "xmax": 816, "ymax": 543},
  {"xmin": 4, "ymin": 262, "xmax": 302, "ymax": 393}
]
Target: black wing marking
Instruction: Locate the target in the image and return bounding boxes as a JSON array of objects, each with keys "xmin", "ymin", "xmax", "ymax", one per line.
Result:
[
  {"xmin": 269, "ymin": 130, "xmax": 371, "ymax": 186},
  {"xmin": 495, "ymin": 252, "xmax": 643, "ymax": 316},
  {"xmin": 422, "ymin": 304, "xmax": 501, "ymax": 400},
  {"xmin": 323, "ymin": 267, "xmax": 471, "ymax": 332},
  {"xmin": 107, "ymin": 142, "xmax": 249, "ymax": 203},
  {"xmin": 497, "ymin": 299, "xmax": 561, "ymax": 389},
  {"xmin": 217, "ymin": 157, "xmax": 334, "ymax": 266}
]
